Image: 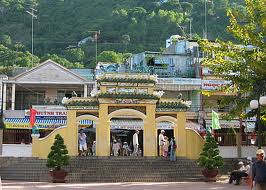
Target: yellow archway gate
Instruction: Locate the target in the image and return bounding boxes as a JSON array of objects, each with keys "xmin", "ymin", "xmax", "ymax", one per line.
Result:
[{"xmin": 32, "ymin": 73, "xmax": 204, "ymax": 159}]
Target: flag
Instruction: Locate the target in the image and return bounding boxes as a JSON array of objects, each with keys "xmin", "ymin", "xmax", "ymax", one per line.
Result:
[
  {"xmin": 29, "ymin": 107, "xmax": 37, "ymax": 127},
  {"xmin": 211, "ymin": 110, "xmax": 221, "ymax": 130}
]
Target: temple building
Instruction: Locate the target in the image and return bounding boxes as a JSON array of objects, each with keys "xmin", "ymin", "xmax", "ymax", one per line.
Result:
[{"xmin": 32, "ymin": 72, "xmax": 203, "ymax": 158}]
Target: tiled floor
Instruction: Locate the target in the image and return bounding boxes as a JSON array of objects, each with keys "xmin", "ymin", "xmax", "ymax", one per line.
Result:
[{"xmin": 1, "ymin": 181, "xmax": 250, "ymax": 190}]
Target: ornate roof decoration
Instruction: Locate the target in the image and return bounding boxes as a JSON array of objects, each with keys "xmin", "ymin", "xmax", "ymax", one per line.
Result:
[{"xmin": 97, "ymin": 92, "xmax": 159, "ymax": 100}]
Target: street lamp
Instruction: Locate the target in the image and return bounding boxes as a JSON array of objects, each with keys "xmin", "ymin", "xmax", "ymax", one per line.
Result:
[
  {"xmin": 26, "ymin": 7, "xmax": 37, "ymax": 67},
  {"xmin": 250, "ymin": 96, "xmax": 266, "ymax": 148}
]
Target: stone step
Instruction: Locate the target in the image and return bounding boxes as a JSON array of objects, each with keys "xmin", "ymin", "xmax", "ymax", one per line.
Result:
[{"xmin": 0, "ymin": 157, "xmax": 203, "ymax": 182}]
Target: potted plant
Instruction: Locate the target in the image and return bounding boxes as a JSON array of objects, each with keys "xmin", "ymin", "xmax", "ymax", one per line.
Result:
[
  {"xmin": 198, "ymin": 132, "xmax": 223, "ymax": 182},
  {"xmin": 47, "ymin": 134, "xmax": 70, "ymax": 183}
]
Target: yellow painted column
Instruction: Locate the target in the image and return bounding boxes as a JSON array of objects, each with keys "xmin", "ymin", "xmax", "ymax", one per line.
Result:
[
  {"xmin": 66, "ymin": 110, "xmax": 78, "ymax": 156},
  {"xmin": 96, "ymin": 104, "xmax": 110, "ymax": 156},
  {"xmin": 143, "ymin": 104, "xmax": 157, "ymax": 156},
  {"xmin": 31, "ymin": 134, "xmax": 41, "ymax": 157},
  {"xmin": 175, "ymin": 112, "xmax": 186, "ymax": 157}
]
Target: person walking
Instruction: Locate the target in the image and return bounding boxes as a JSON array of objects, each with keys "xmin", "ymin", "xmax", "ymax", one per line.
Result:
[
  {"xmin": 133, "ymin": 130, "xmax": 139, "ymax": 156},
  {"xmin": 170, "ymin": 137, "xmax": 177, "ymax": 161},
  {"xmin": 158, "ymin": 130, "xmax": 165, "ymax": 156},
  {"xmin": 78, "ymin": 129, "xmax": 87, "ymax": 156},
  {"xmin": 251, "ymin": 149, "xmax": 266, "ymax": 190}
]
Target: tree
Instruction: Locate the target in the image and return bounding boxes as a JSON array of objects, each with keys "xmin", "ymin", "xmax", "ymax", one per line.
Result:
[
  {"xmin": 64, "ymin": 48, "xmax": 85, "ymax": 63},
  {"xmin": 97, "ymin": 51, "xmax": 123, "ymax": 63},
  {"xmin": 0, "ymin": 34, "xmax": 11, "ymax": 46},
  {"xmin": 122, "ymin": 34, "xmax": 130, "ymax": 52},
  {"xmin": 41, "ymin": 54, "xmax": 83, "ymax": 69},
  {"xmin": 46, "ymin": 134, "xmax": 70, "ymax": 170},
  {"xmin": 198, "ymin": 133, "xmax": 223, "ymax": 170},
  {"xmin": 199, "ymin": 0, "xmax": 266, "ymax": 119},
  {"xmin": 0, "ymin": 44, "xmax": 39, "ymax": 68}
]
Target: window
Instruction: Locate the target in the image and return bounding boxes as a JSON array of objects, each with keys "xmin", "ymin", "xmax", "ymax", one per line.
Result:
[{"xmin": 15, "ymin": 90, "xmax": 45, "ymax": 110}]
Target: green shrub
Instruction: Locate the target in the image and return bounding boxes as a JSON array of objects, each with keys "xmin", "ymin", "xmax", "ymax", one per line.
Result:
[
  {"xmin": 46, "ymin": 134, "xmax": 70, "ymax": 170},
  {"xmin": 198, "ymin": 133, "xmax": 223, "ymax": 170}
]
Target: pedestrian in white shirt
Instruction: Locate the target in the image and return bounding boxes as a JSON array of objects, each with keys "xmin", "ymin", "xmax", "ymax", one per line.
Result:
[
  {"xmin": 158, "ymin": 130, "xmax": 165, "ymax": 156},
  {"xmin": 112, "ymin": 140, "xmax": 120, "ymax": 156},
  {"xmin": 78, "ymin": 129, "xmax": 87, "ymax": 156},
  {"xmin": 133, "ymin": 130, "xmax": 139, "ymax": 156}
]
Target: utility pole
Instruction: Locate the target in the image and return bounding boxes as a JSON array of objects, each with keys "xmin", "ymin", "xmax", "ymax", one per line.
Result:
[
  {"xmin": 204, "ymin": 0, "xmax": 207, "ymax": 39},
  {"xmin": 189, "ymin": 18, "xmax": 192, "ymax": 38},
  {"xmin": 26, "ymin": 7, "xmax": 37, "ymax": 67},
  {"xmin": 88, "ymin": 30, "xmax": 100, "ymax": 66},
  {"xmin": 95, "ymin": 31, "xmax": 99, "ymax": 66}
]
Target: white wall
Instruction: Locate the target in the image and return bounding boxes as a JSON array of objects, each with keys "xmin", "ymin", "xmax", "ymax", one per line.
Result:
[
  {"xmin": 2, "ymin": 144, "xmax": 32, "ymax": 157},
  {"xmin": 219, "ymin": 146, "xmax": 266, "ymax": 158}
]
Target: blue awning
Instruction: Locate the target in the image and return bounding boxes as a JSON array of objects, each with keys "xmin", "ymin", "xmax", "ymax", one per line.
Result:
[
  {"xmin": 4, "ymin": 118, "xmax": 93, "ymax": 125},
  {"xmin": 4, "ymin": 118, "xmax": 67, "ymax": 125}
]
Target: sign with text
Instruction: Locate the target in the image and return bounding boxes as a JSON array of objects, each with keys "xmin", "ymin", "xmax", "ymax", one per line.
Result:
[
  {"xmin": 4, "ymin": 123, "xmax": 60, "ymax": 129},
  {"xmin": 25, "ymin": 110, "xmax": 67, "ymax": 117},
  {"xmin": 202, "ymin": 80, "xmax": 230, "ymax": 90}
]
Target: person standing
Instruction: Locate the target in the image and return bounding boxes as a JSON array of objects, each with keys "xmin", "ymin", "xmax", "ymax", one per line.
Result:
[
  {"xmin": 251, "ymin": 149, "xmax": 266, "ymax": 190},
  {"xmin": 158, "ymin": 130, "xmax": 165, "ymax": 156},
  {"xmin": 92, "ymin": 141, "xmax": 96, "ymax": 156},
  {"xmin": 133, "ymin": 130, "xmax": 139, "ymax": 156},
  {"xmin": 112, "ymin": 140, "xmax": 120, "ymax": 156},
  {"xmin": 170, "ymin": 137, "xmax": 177, "ymax": 161},
  {"xmin": 163, "ymin": 136, "xmax": 169, "ymax": 158},
  {"xmin": 78, "ymin": 129, "xmax": 87, "ymax": 156}
]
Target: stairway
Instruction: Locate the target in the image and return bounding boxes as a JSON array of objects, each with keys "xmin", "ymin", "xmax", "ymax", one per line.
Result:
[{"xmin": 0, "ymin": 157, "xmax": 203, "ymax": 182}]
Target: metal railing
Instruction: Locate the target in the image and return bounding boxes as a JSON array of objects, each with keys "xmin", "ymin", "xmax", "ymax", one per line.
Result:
[
  {"xmin": 149, "ymin": 66, "xmax": 196, "ymax": 78},
  {"xmin": 214, "ymin": 133, "xmax": 266, "ymax": 146},
  {"xmin": 3, "ymin": 129, "xmax": 52, "ymax": 144}
]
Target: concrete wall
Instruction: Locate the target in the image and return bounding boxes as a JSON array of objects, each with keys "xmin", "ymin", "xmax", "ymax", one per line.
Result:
[
  {"xmin": 219, "ymin": 146, "xmax": 266, "ymax": 158},
  {"xmin": 2, "ymin": 144, "xmax": 32, "ymax": 157}
]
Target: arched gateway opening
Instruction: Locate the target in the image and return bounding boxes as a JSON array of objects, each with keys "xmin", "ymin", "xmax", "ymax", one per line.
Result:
[
  {"xmin": 76, "ymin": 115, "xmax": 98, "ymax": 156},
  {"xmin": 109, "ymin": 109, "xmax": 145, "ymax": 156}
]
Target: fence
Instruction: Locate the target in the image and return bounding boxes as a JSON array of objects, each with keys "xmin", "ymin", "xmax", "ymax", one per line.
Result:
[
  {"xmin": 214, "ymin": 132, "xmax": 266, "ymax": 146},
  {"xmin": 3, "ymin": 129, "xmax": 52, "ymax": 144}
]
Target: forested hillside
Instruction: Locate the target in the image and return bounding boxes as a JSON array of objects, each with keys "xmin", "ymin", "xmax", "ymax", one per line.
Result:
[{"xmin": 0, "ymin": 0, "xmax": 245, "ymax": 70}]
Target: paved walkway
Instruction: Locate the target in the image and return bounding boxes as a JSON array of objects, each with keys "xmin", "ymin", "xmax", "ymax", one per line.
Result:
[{"xmin": 1, "ymin": 181, "xmax": 250, "ymax": 190}]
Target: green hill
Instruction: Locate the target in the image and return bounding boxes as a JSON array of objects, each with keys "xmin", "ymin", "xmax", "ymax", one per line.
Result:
[{"xmin": 0, "ymin": 0, "xmax": 245, "ymax": 69}]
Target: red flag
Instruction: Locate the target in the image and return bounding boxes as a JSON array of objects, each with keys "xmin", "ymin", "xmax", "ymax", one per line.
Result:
[{"xmin": 30, "ymin": 108, "xmax": 37, "ymax": 127}]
